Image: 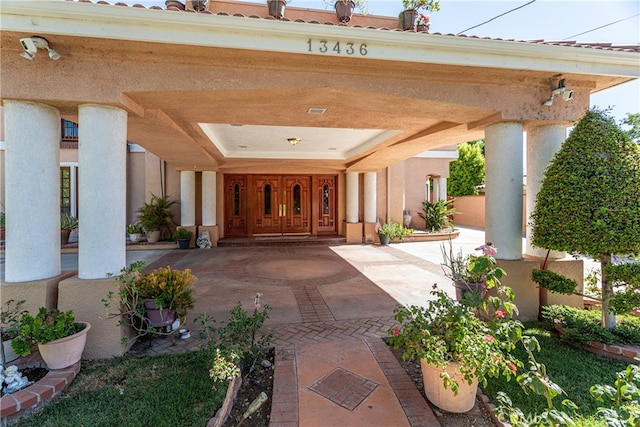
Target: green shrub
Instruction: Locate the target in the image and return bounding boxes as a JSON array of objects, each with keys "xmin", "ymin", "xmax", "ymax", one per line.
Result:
[
  {"xmin": 541, "ymin": 304, "xmax": 640, "ymax": 346},
  {"xmin": 173, "ymin": 228, "xmax": 193, "ymax": 241},
  {"xmin": 418, "ymin": 199, "xmax": 456, "ymax": 232},
  {"xmin": 378, "ymin": 221, "xmax": 413, "ymax": 240},
  {"xmin": 531, "ymin": 269, "xmax": 578, "ymax": 295},
  {"xmin": 12, "ymin": 308, "xmax": 85, "ymax": 356}
]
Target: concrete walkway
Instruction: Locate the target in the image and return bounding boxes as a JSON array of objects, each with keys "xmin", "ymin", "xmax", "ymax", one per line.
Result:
[{"xmin": 126, "ymin": 229, "xmax": 499, "ymax": 427}]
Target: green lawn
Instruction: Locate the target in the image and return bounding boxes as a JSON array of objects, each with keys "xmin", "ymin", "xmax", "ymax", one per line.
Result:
[
  {"xmin": 483, "ymin": 323, "xmax": 631, "ymax": 426},
  {"xmin": 15, "ymin": 350, "xmax": 226, "ymax": 427}
]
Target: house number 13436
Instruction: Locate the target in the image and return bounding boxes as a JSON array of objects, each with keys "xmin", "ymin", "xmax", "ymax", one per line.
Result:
[{"xmin": 307, "ymin": 39, "xmax": 368, "ymax": 56}]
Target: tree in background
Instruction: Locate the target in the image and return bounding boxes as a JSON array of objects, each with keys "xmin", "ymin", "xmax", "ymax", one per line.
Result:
[
  {"xmin": 621, "ymin": 112, "xmax": 640, "ymax": 143},
  {"xmin": 531, "ymin": 108, "xmax": 640, "ymax": 329},
  {"xmin": 447, "ymin": 140, "xmax": 485, "ymax": 196}
]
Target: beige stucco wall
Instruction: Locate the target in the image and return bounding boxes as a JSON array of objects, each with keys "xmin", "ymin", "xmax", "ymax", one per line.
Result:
[
  {"xmin": 453, "ymin": 195, "xmax": 527, "ymax": 233},
  {"xmin": 127, "ymin": 150, "xmax": 146, "ymax": 224},
  {"xmin": 58, "ymin": 276, "xmax": 133, "ymax": 360}
]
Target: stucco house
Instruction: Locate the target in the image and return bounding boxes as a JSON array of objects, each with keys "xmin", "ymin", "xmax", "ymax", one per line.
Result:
[{"xmin": 1, "ymin": 0, "xmax": 638, "ymax": 358}]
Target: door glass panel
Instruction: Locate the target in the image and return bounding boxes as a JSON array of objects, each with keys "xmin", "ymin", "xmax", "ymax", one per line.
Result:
[
  {"xmin": 264, "ymin": 184, "xmax": 272, "ymax": 215},
  {"xmin": 293, "ymin": 184, "xmax": 301, "ymax": 214},
  {"xmin": 323, "ymin": 184, "xmax": 329, "ymax": 215},
  {"xmin": 234, "ymin": 184, "xmax": 240, "ymax": 215},
  {"xmin": 60, "ymin": 167, "xmax": 71, "ymax": 215}
]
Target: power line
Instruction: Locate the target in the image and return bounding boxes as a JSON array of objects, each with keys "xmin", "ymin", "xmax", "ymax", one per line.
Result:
[
  {"xmin": 456, "ymin": 0, "xmax": 537, "ymax": 36},
  {"xmin": 563, "ymin": 13, "xmax": 640, "ymax": 40}
]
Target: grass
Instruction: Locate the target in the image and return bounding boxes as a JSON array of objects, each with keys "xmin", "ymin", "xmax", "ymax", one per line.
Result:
[
  {"xmin": 15, "ymin": 349, "xmax": 226, "ymax": 427},
  {"xmin": 483, "ymin": 322, "xmax": 631, "ymax": 426}
]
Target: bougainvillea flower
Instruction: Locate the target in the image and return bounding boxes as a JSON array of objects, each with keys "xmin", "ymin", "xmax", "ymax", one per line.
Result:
[
  {"xmin": 392, "ymin": 328, "xmax": 400, "ymax": 336},
  {"xmin": 509, "ymin": 363, "xmax": 517, "ymax": 371},
  {"xmin": 475, "ymin": 242, "xmax": 497, "ymax": 257},
  {"xmin": 495, "ymin": 310, "xmax": 506, "ymax": 318},
  {"xmin": 484, "ymin": 334, "xmax": 494, "ymax": 343}
]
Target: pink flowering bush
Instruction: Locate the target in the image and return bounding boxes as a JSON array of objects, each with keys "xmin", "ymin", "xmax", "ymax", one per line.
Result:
[{"xmin": 388, "ymin": 287, "xmax": 523, "ymax": 394}]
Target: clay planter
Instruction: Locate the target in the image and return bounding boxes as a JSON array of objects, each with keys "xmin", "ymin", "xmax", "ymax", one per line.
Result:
[
  {"xmin": 129, "ymin": 233, "xmax": 142, "ymax": 243},
  {"xmin": 267, "ymin": 0, "xmax": 286, "ymax": 19},
  {"xmin": 38, "ymin": 322, "xmax": 91, "ymax": 370},
  {"xmin": 146, "ymin": 230, "xmax": 161, "ymax": 243},
  {"xmin": 420, "ymin": 359, "xmax": 478, "ymax": 413},
  {"xmin": 2, "ymin": 338, "xmax": 19, "ymax": 364},
  {"xmin": 454, "ymin": 281, "xmax": 487, "ymax": 302},
  {"xmin": 61, "ymin": 229, "xmax": 71, "ymax": 244},
  {"xmin": 143, "ymin": 299, "xmax": 177, "ymax": 328},
  {"xmin": 400, "ymin": 9, "xmax": 417, "ymax": 30},
  {"xmin": 334, "ymin": 0, "xmax": 355, "ymax": 23}
]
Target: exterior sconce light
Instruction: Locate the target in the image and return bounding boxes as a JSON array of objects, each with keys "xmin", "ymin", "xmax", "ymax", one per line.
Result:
[
  {"xmin": 287, "ymin": 138, "xmax": 301, "ymax": 146},
  {"xmin": 543, "ymin": 76, "xmax": 573, "ymax": 106},
  {"xmin": 19, "ymin": 36, "xmax": 60, "ymax": 61}
]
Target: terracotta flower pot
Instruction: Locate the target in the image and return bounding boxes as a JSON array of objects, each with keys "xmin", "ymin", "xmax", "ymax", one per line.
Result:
[
  {"xmin": 146, "ymin": 230, "xmax": 161, "ymax": 243},
  {"xmin": 38, "ymin": 322, "xmax": 91, "ymax": 370},
  {"xmin": 420, "ymin": 359, "xmax": 478, "ymax": 413}
]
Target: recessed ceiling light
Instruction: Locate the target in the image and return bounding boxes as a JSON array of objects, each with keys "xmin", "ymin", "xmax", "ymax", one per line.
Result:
[{"xmin": 307, "ymin": 108, "xmax": 326, "ymax": 115}]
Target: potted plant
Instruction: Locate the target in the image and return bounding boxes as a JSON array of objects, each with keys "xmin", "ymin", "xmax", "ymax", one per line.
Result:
[
  {"xmin": 136, "ymin": 194, "xmax": 177, "ymax": 243},
  {"xmin": 441, "ymin": 241, "xmax": 506, "ymax": 303},
  {"xmin": 60, "ymin": 213, "xmax": 78, "ymax": 244},
  {"xmin": 418, "ymin": 199, "xmax": 456, "ymax": 232},
  {"xmin": 126, "ymin": 223, "xmax": 144, "ymax": 244},
  {"xmin": 387, "ymin": 287, "xmax": 521, "ymax": 413},
  {"xmin": 1, "ymin": 299, "xmax": 27, "ymax": 365},
  {"xmin": 104, "ymin": 262, "xmax": 197, "ymax": 342},
  {"xmin": 377, "ymin": 221, "xmax": 413, "ymax": 245},
  {"xmin": 399, "ymin": 0, "xmax": 440, "ymax": 30},
  {"xmin": 174, "ymin": 227, "xmax": 193, "ymax": 249},
  {"xmin": 323, "ymin": 0, "xmax": 368, "ymax": 23},
  {"xmin": 267, "ymin": 0, "xmax": 288, "ymax": 19},
  {"xmin": 11, "ymin": 307, "xmax": 90, "ymax": 370}
]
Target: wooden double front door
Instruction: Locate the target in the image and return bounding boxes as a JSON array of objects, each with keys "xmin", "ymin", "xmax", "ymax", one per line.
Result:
[{"xmin": 224, "ymin": 174, "xmax": 337, "ymax": 237}]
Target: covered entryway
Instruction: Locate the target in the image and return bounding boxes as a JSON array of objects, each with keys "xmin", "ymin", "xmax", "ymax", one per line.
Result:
[{"xmin": 224, "ymin": 174, "xmax": 337, "ymax": 237}]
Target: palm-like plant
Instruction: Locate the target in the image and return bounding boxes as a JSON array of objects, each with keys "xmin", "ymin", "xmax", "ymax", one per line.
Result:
[
  {"xmin": 418, "ymin": 199, "xmax": 456, "ymax": 232},
  {"xmin": 136, "ymin": 194, "xmax": 177, "ymax": 234}
]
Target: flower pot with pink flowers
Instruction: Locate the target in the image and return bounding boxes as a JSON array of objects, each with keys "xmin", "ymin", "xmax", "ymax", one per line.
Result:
[{"xmin": 387, "ymin": 286, "xmax": 522, "ymax": 413}]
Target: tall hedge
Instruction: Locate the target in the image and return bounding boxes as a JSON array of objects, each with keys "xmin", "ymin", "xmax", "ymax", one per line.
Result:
[
  {"xmin": 530, "ymin": 108, "xmax": 640, "ymax": 328},
  {"xmin": 448, "ymin": 140, "xmax": 485, "ymax": 196}
]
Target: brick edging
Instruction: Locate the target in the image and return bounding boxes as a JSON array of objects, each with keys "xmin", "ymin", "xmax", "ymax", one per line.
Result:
[
  {"xmin": 0, "ymin": 357, "xmax": 81, "ymax": 425},
  {"xmin": 269, "ymin": 344, "xmax": 299, "ymax": 427},
  {"xmin": 554, "ymin": 321, "xmax": 640, "ymax": 364}
]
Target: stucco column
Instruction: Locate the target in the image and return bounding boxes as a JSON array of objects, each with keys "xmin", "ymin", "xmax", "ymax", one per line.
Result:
[
  {"xmin": 363, "ymin": 172, "xmax": 376, "ymax": 223},
  {"xmin": 180, "ymin": 170, "xmax": 196, "ymax": 226},
  {"xmin": 526, "ymin": 124, "xmax": 567, "ymax": 258},
  {"xmin": 485, "ymin": 122, "xmax": 523, "ymax": 260},
  {"xmin": 4, "ymin": 101, "xmax": 61, "ymax": 282},
  {"xmin": 202, "ymin": 171, "xmax": 217, "ymax": 226},
  {"xmin": 437, "ymin": 178, "xmax": 447, "ymax": 201},
  {"xmin": 78, "ymin": 104, "xmax": 127, "ymax": 279},
  {"xmin": 346, "ymin": 172, "xmax": 359, "ymax": 223}
]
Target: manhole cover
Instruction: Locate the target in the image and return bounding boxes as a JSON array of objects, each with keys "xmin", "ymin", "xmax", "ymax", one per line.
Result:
[{"xmin": 309, "ymin": 367, "xmax": 378, "ymax": 411}]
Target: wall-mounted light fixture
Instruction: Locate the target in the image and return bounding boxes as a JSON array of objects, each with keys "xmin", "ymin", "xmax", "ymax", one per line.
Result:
[
  {"xmin": 542, "ymin": 76, "xmax": 573, "ymax": 106},
  {"xmin": 19, "ymin": 36, "xmax": 60, "ymax": 61},
  {"xmin": 287, "ymin": 137, "xmax": 301, "ymax": 147}
]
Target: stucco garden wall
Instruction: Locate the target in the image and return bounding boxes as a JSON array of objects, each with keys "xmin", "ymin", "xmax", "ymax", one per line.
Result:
[{"xmin": 454, "ymin": 195, "xmax": 527, "ymax": 233}]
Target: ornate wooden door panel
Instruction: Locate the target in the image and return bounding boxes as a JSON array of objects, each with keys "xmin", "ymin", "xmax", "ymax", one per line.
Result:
[
  {"xmin": 317, "ymin": 175, "xmax": 336, "ymax": 233},
  {"xmin": 282, "ymin": 176, "xmax": 311, "ymax": 234},
  {"xmin": 224, "ymin": 175, "xmax": 247, "ymax": 236},
  {"xmin": 252, "ymin": 175, "xmax": 283, "ymax": 235}
]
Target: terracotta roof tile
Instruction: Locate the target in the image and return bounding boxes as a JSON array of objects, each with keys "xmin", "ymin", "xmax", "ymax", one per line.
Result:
[{"xmin": 69, "ymin": 0, "xmax": 640, "ymax": 53}]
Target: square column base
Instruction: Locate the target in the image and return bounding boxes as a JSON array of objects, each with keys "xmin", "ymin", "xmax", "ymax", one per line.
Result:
[
  {"xmin": 345, "ymin": 222, "xmax": 363, "ymax": 244},
  {"xmin": 197, "ymin": 225, "xmax": 219, "ymax": 247},
  {"xmin": 58, "ymin": 276, "xmax": 134, "ymax": 360},
  {"xmin": 1, "ymin": 271, "xmax": 77, "ymax": 314},
  {"xmin": 363, "ymin": 222, "xmax": 378, "ymax": 244}
]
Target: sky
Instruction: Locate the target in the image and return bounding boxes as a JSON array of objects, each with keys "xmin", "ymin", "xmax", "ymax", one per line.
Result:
[{"xmin": 121, "ymin": 1, "xmax": 640, "ymax": 123}]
